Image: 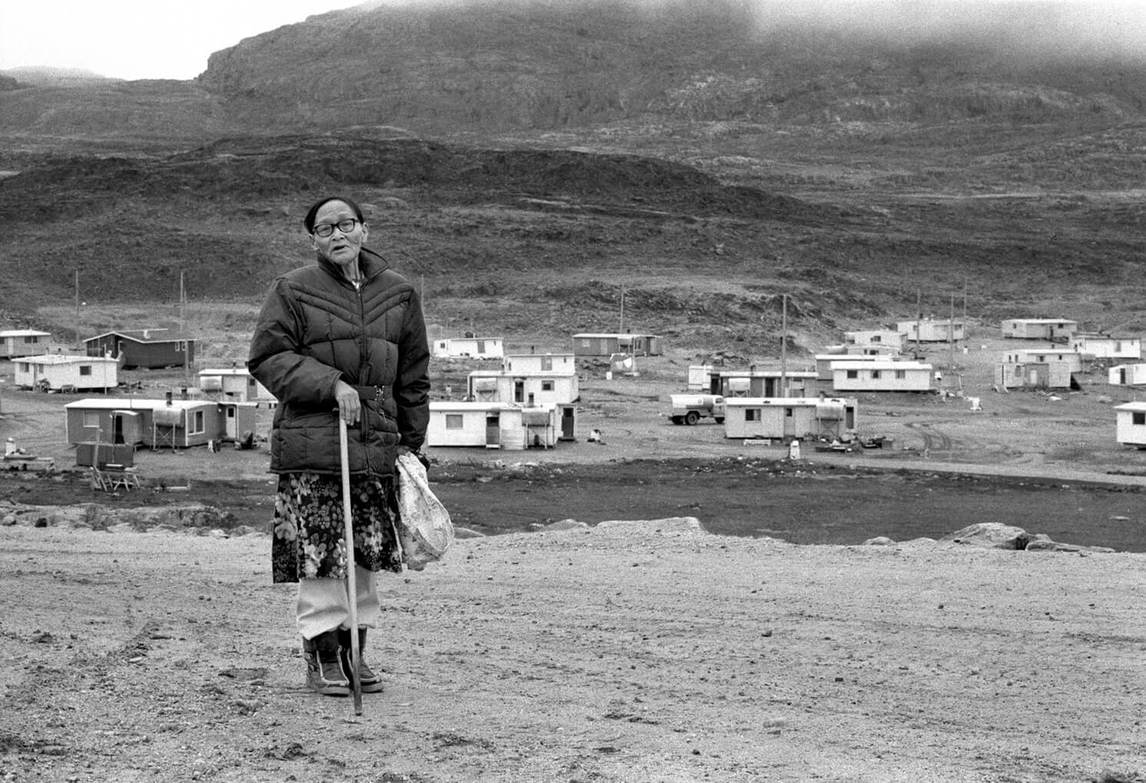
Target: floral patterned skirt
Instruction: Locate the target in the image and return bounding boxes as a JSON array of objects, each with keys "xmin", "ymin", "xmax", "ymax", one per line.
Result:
[{"xmin": 271, "ymin": 472, "xmax": 404, "ymax": 583}]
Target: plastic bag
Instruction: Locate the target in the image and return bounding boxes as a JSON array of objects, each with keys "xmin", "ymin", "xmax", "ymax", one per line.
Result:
[{"xmin": 395, "ymin": 452, "xmax": 454, "ymax": 570}]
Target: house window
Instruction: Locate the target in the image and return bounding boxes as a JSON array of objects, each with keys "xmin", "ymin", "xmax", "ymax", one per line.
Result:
[
  {"xmin": 745, "ymin": 409, "xmax": 761, "ymax": 421},
  {"xmin": 1134, "ymin": 412, "xmax": 1146, "ymax": 426},
  {"xmin": 846, "ymin": 370, "xmax": 858, "ymax": 379},
  {"xmin": 871, "ymin": 335, "xmax": 882, "ymax": 343},
  {"xmin": 83, "ymin": 411, "xmax": 100, "ymax": 428},
  {"xmin": 541, "ymin": 380, "xmax": 554, "ymax": 391},
  {"xmin": 871, "ymin": 370, "xmax": 881, "ymax": 379},
  {"xmin": 23, "ymin": 335, "xmax": 38, "ymax": 344},
  {"xmin": 477, "ymin": 341, "xmax": 486, "ymax": 354},
  {"xmin": 18, "ymin": 362, "xmax": 29, "ymax": 373},
  {"xmin": 541, "ymin": 356, "xmax": 553, "ymax": 371},
  {"xmin": 189, "ymin": 410, "xmax": 205, "ymax": 435},
  {"xmin": 445, "ymin": 414, "xmax": 464, "ymax": 430},
  {"xmin": 79, "ymin": 365, "xmax": 92, "ymax": 376},
  {"xmin": 895, "ymin": 370, "xmax": 906, "ymax": 379}
]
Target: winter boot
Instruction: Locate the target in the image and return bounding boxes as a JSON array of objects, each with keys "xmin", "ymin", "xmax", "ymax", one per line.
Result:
[
  {"xmin": 302, "ymin": 630, "xmax": 350, "ymax": 697},
  {"xmin": 339, "ymin": 627, "xmax": 385, "ymax": 694}
]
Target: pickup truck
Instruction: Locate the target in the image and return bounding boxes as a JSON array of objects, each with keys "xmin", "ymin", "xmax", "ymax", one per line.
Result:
[{"xmin": 669, "ymin": 394, "xmax": 725, "ymax": 425}]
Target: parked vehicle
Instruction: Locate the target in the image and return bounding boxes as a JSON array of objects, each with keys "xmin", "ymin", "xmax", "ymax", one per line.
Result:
[{"xmin": 669, "ymin": 394, "xmax": 725, "ymax": 425}]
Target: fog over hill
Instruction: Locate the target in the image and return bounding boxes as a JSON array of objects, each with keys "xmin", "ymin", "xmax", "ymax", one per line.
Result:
[{"xmin": 1, "ymin": 0, "xmax": 1144, "ymax": 349}]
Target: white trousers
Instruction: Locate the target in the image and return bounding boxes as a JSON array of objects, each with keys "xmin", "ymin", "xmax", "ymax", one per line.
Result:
[{"xmin": 296, "ymin": 566, "xmax": 380, "ymax": 640}]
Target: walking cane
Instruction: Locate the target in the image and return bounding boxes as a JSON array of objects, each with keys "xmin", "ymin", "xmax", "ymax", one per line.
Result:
[{"xmin": 338, "ymin": 417, "xmax": 364, "ymax": 714}]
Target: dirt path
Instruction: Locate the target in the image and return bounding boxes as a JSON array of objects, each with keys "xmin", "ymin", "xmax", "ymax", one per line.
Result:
[{"xmin": 2, "ymin": 521, "xmax": 1143, "ymax": 782}]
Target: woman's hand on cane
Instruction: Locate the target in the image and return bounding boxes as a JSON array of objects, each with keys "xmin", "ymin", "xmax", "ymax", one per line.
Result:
[{"xmin": 334, "ymin": 380, "xmax": 360, "ymax": 425}]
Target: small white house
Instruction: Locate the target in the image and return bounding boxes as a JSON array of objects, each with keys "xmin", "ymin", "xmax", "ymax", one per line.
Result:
[
  {"xmin": 844, "ymin": 329, "xmax": 905, "ymax": 350},
  {"xmin": 1071, "ymin": 334, "xmax": 1141, "ymax": 361},
  {"xmin": 830, "ymin": 360, "xmax": 933, "ymax": 392},
  {"xmin": 814, "ymin": 353, "xmax": 890, "ymax": 381},
  {"xmin": 709, "ymin": 368, "xmax": 822, "ymax": 398},
  {"xmin": 197, "ymin": 368, "xmax": 276, "ymax": 404},
  {"xmin": 723, "ymin": 397, "xmax": 858, "ymax": 441},
  {"xmin": 1115, "ymin": 402, "xmax": 1146, "ymax": 447},
  {"xmin": 1000, "ymin": 319, "xmax": 1078, "ymax": 341},
  {"xmin": 13, "ymin": 354, "xmax": 119, "ymax": 392},
  {"xmin": 427, "ymin": 401, "xmax": 572, "ymax": 449},
  {"xmin": 432, "ymin": 336, "xmax": 504, "ymax": 360},
  {"xmin": 502, "ymin": 353, "xmax": 576, "ymax": 374},
  {"xmin": 823, "ymin": 343, "xmax": 900, "ymax": 356},
  {"xmin": 896, "ymin": 319, "xmax": 965, "ymax": 343},
  {"xmin": 994, "ymin": 357, "xmax": 1072, "ymax": 389},
  {"xmin": 0, "ymin": 329, "xmax": 52, "ymax": 358},
  {"xmin": 1003, "ymin": 349, "xmax": 1084, "ymax": 373},
  {"xmin": 1108, "ymin": 364, "xmax": 1146, "ymax": 386},
  {"xmin": 572, "ymin": 333, "xmax": 662, "ymax": 357},
  {"xmin": 467, "ymin": 369, "xmax": 580, "ymax": 405}
]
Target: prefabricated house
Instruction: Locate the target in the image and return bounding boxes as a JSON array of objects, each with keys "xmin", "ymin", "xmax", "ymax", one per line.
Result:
[
  {"xmin": 64, "ymin": 397, "xmax": 257, "ymax": 449},
  {"xmin": 427, "ymin": 401, "xmax": 574, "ymax": 449},
  {"xmin": 0, "ymin": 329, "xmax": 51, "ymax": 359},
  {"xmin": 844, "ymin": 329, "xmax": 905, "ymax": 350},
  {"xmin": 572, "ymin": 333, "xmax": 662, "ymax": 357},
  {"xmin": 830, "ymin": 360, "xmax": 934, "ymax": 392},
  {"xmin": 84, "ymin": 329, "xmax": 196, "ymax": 369},
  {"xmin": 1000, "ymin": 319, "xmax": 1078, "ymax": 341},
  {"xmin": 432, "ymin": 336, "xmax": 504, "ymax": 360},
  {"xmin": 823, "ymin": 342, "xmax": 900, "ymax": 356},
  {"xmin": 1108, "ymin": 364, "xmax": 1146, "ymax": 386},
  {"xmin": 815, "ymin": 353, "xmax": 897, "ymax": 382},
  {"xmin": 1071, "ymin": 334, "xmax": 1142, "ymax": 361},
  {"xmin": 197, "ymin": 368, "xmax": 275, "ymax": 404},
  {"xmin": 13, "ymin": 354, "xmax": 119, "ymax": 392},
  {"xmin": 502, "ymin": 352, "xmax": 576, "ymax": 375},
  {"xmin": 896, "ymin": 319, "xmax": 965, "ymax": 343},
  {"xmin": 1003, "ymin": 349, "xmax": 1084, "ymax": 373},
  {"xmin": 706, "ymin": 368, "xmax": 822, "ymax": 398},
  {"xmin": 723, "ymin": 397, "xmax": 858, "ymax": 441},
  {"xmin": 468, "ymin": 369, "xmax": 580, "ymax": 406},
  {"xmin": 995, "ymin": 358, "xmax": 1078, "ymax": 390},
  {"xmin": 1115, "ymin": 402, "xmax": 1146, "ymax": 447}
]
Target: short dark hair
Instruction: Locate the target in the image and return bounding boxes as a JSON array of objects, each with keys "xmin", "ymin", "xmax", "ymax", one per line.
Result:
[{"xmin": 303, "ymin": 196, "xmax": 365, "ymax": 234}]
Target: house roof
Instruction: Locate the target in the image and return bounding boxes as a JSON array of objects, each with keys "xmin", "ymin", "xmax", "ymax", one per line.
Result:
[
  {"xmin": 64, "ymin": 398, "xmax": 217, "ymax": 411},
  {"xmin": 0, "ymin": 329, "xmax": 51, "ymax": 337},
  {"xmin": 724, "ymin": 397, "xmax": 857, "ymax": 407},
  {"xmin": 198, "ymin": 368, "xmax": 252, "ymax": 376},
  {"xmin": 573, "ymin": 333, "xmax": 658, "ymax": 338},
  {"xmin": 84, "ymin": 329, "xmax": 195, "ymax": 344},
  {"xmin": 1115, "ymin": 402, "xmax": 1146, "ymax": 412},
  {"xmin": 831, "ymin": 360, "xmax": 933, "ymax": 370},
  {"xmin": 1003, "ymin": 318, "xmax": 1077, "ymax": 324},
  {"xmin": 18, "ymin": 354, "xmax": 118, "ymax": 366}
]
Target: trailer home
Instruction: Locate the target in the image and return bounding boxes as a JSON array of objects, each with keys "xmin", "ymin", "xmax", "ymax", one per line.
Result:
[
  {"xmin": 1071, "ymin": 334, "xmax": 1141, "ymax": 361},
  {"xmin": 1108, "ymin": 364, "xmax": 1146, "ymax": 386},
  {"xmin": 64, "ymin": 398, "xmax": 257, "ymax": 449},
  {"xmin": 896, "ymin": 319, "xmax": 964, "ymax": 343},
  {"xmin": 1115, "ymin": 402, "xmax": 1146, "ymax": 448},
  {"xmin": 197, "ymin": 368, "xmax": 275, "ymax": 404},
  {"xmin": 84, "ymin": 329, "xmax": 195, "ymax": 369},
  {"xmin": 995, "ymin": 359, "xmax": 1077, "ymax": 390},
  {"xmin": 830, "ymin": 360, "xmax": 933, "ymax": 392},
  {"xmin": 1003, "ymin": 349, "xmax": 1084, "ymax": 373},
  {"xmin": 432, "ymin": 336, "xmax": 504, "ymax": 360},
  {"xmin": 0, "ymin": 330, "xmax": 51, "ymax": 359},
  {"xmin": 572, "ymin": 333, "xmax": 662, "ymax": 357},
  {"xmin": 468, "ymin": 369, "xmax": 580, "ymax": 405},
  {"xmin": 844, "ymin": 329, "xmax": 905, "ymax": 350},
  {"xmin": 502, "ymin": 353, "xmax": 576, "ymax": 374},
  {"xmin": 13, "ymin": 354, "xmax": 119, "ymax": 392},
  {"xmin": 1000, "ymin": 319, "xmax": 1078, "ymax": 341},
  {"xmin": 427, "ymin": 401, "xmax": 573, "ymax": 449},
  {"xmin": 723, "ymin": 397, "xmax": 858, "ymax": 441},
  {"xmin": 708, "ymin": 368, "xmax": 822, "ymax": 398}
]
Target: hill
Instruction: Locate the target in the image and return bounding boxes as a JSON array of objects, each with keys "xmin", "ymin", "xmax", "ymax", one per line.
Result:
[{"xmin": 1, "ymin": 0, "xmax": 1145, "ymax": 353}]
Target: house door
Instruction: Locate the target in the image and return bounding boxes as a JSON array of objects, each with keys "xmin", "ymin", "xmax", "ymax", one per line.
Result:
[
  {"xmin": 485, "ymin": 414, "xmax": 500, "ymax": 447},
  {"xmin": 560, "ymin": 405, "xmax": 575, "ymax": 440},
  {"xmin": 224, "ymin": 406, "xmax": 237, "ymax": 438},
  {"xmin": 1120, "ymin": 368, "xmax": 1127, "ymax": 385},
  {"xmin": 514, "ymin": 380, "xmax": 525, "ymax": 403},
  {"xmin": 112, "ymin": 413, "xmax": 126, "ymax": 444},
  {"xmin": 783, "ymin": 408, "xmax": 797, "ymax": 437}
]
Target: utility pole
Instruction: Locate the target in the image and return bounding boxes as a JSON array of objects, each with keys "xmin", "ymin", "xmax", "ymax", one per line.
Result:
[
  {"xmin": 74, "ymin": 269, "xmax": 81, "ymax": 349},
  {"xmin": 619, "ymin": 286, "xmax": 625, "ymax": 334},
  {"xmin": 948, "ymin": 293, "xmax": 956, "ymax": 370},
  {"xmin": 915, "ymin": 289, "xmax": 922, "ymax": 355},
  {"xmin": 780, "ymin": 293, "xmax": 788, "ymax": 397}
]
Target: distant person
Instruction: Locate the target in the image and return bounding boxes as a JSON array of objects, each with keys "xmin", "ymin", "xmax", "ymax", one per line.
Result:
[{"xmin": 248, "ymin": 195, "xmax": 431, "ymax": 698}]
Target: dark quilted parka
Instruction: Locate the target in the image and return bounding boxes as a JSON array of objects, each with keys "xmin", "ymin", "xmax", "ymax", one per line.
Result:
[{"xmin": 247, "ymin": 248, "xmax": 430, "ymax": 477}]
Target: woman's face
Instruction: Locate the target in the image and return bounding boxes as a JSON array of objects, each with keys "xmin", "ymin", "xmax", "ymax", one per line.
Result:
[{"xmin": 311, "ymin": 200, "xmax": 368, "ymax": 268}]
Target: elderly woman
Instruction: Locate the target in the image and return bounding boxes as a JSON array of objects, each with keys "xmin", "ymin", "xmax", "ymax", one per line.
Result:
[{"xmin": 248, "ymin": 195, "xmax": 430, "ymax": 697}]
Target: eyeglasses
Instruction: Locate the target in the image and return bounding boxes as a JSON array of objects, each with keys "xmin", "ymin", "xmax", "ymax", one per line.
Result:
[{"xmin": 312, "ymin": 218, "xmax": 360, "ymax": 238}]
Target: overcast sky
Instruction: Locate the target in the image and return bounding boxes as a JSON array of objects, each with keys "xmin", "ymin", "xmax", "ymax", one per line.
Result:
[{"xmin": 1, "ymin": 0, "xmax": 1144, "ymax": 81}]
